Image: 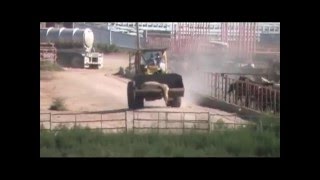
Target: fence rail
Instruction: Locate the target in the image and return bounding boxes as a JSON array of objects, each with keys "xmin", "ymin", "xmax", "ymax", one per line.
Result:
[
  {"xmin": 40, "ymin": 112, "xmax": 127, "ymax": 133},
  {"xmin": 40, "ymin": 110, "xmax": 280, "ymax": 134},
  {"xmin": 132, "ymin": 111, "xmax": 210, "ymax": 133}
]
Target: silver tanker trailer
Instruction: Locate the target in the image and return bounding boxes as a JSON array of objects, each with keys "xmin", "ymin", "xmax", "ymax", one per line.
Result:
[{"xmin": 40, "ymin": 27, "xmax": 103, "ymax": 69}]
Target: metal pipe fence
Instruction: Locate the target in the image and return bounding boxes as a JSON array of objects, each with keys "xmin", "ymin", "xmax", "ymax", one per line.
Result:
[{"xmin": 40, "ymin": 110, "xmax": 280, "ymax": 134}]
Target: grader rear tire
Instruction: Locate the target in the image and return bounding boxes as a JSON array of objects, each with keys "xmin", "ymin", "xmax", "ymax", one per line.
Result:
[
  {"xmin": 135, "ymin": 96, "xmax": 144, "ymax": 109},
  {"xmin": 127, "ymin": 81, "xmax": 144, "ymax": 109},
  {"xmin": 127, "ymin": 81, "xmax": 135, "ymax": 109}
]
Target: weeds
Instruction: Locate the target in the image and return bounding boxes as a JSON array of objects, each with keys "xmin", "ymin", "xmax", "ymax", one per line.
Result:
[
  {"xmin": 95, "ymin": 44, "xmax": 119, "ymax": 53},
  {"xmin": 40, "ymin": 61, "xmax": 63, "ymax": 71},
  {"xmin": 40, "ymin": 124, "xmax": 280, "ymax": 157},
  {"xmin": 49, "ymin": 97, "xmax": 67, "ymax": 111}
]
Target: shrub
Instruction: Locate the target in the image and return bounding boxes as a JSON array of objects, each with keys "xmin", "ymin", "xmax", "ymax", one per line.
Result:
[
  {"xmin": 40, "ymin": 126, "xmax": 280, "ymax": 157},
  {"xmin": 95, "ymin": 44, "xmax": 119, "ymax": 53},
  {"xmin": 49, "ymin": 97, "xmax": 67, "ymax": 111},
  {"xmin": 40, "ymin": 61, "xmax": 63, "ymax": 71}
]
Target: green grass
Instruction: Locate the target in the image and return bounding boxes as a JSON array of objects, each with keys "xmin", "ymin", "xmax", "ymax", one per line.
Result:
[
  {"xmin": 95, "ymin": 44, "xmax": 119, "ymax": 53},
  {"xmin": 40, "ymin": 124, "xmax": 280, "ymax": 157},
  {"xmin": 40, "ymin": 61, "xmax": 63, "ymax": 71}
]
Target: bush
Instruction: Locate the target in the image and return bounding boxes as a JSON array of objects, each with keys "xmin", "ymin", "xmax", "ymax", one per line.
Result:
[
  {"xmin": 214, "ymin": 119, "xmax": 227, "ymax": 130},
  {"xmin": 49, "ymin": 97, "xmax": 67, "ymax": 111},
  {"xmin": 256, "ymin": 115, "xmax": 280, "ymax": 134},
  {"xmin": 40, "ymin": 61, "xmax": 63, "ymax": 71},
  {"xmin": 108, "ymin": 44, "xmax": 119, "ymax": 52},
  {"xmin": 95, "ymin": 44, "xmax": 119, "ymax": 53}
]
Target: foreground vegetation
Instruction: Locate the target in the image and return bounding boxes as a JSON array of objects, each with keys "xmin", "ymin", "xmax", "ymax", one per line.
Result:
[
  {"xmin": 95, "ymin": 44, "xmax": 119, "ymax": 53},
  {"xmin": 40, "ymin": 119, "xmax": 280, "ymax": 157},
  {"xmin": 40, "ymin": 61, "xmax": 63, "ymax": 71},
  {"xmin": 49, "ymin": 97, "xmax": 67, "ymax": 111}
]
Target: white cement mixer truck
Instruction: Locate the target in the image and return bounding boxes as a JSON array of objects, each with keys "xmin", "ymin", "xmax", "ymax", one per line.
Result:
[{"xmin": 40, "ymin": 28, "xmax": 103, "ymax": 69}]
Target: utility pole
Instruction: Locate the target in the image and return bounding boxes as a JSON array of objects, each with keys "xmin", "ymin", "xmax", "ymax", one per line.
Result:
[
  {"xmin": 136, "ymin": 22, "xmax": 140, "ymax": 50},
  {"xmin": 109, "ymin": 29, "xmax": 112, "ymax": 45}
]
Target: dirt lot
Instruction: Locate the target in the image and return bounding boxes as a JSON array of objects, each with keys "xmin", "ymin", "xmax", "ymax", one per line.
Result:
[{"xmin": 40, "ymin": 53, "xmax": 248, "ymax": 128}]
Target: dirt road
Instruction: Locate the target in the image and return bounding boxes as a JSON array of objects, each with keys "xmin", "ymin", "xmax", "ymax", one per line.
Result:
[{"xmin": 40, "ymin": 53, "xmax": 248, "ymax": 127}]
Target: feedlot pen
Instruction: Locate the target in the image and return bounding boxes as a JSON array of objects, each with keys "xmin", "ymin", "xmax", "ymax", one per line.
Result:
[{"xmin": 199, "ymin": 72, "xmax": 280, "ymax": 115}]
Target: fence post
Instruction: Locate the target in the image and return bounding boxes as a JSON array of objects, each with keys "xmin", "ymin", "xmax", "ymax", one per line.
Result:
[
  {"xmin": 212, "ymin": 115, "xmax": 215, "ymax": 131},
  {"xmin": 211, "ymin": 73, "xmax": 213, "ymax": 97},
  {"xmin": 50, "ymin": 113, "xmax": 52, "ymax": 131},
  {"xmin": 245, "ymin": 82, "xmax": 248, "ymax": 108},
  {"xmin": 182, "ymin": 112, "xmax": 185, "ymax": 134},
  {"xmin": 132, "ymin": 111, "xmax": 135, "ymax": 134},
  {"xmin": 224, "ymin": 74, "xmax": 227, "ymax": 102},
  {"xmin": 101, "ymin": 113, "xmax": 103, "ymax": 132},
  {"xmin": 232, "ymin": 79, "xmax": 235, "ymax": 104},
  {"xmin": 109, "ymin": 30, "xmax": 112, "ymax": 45},
  {"xmin": 228, "ymin": 77, "xmax": 230, "ymax": 103},
  {"xmin": 221, "ymin": 74, "xmax": 224, "ymax": 100},
  {"xmin": 234, "ymin": 115, "xmax": 236, "ymax": 129},
  {"xmin": 217, "ymin": 74, "xmax": 220, "ymax": 99},
  {"xmin": 74, "ymin": 114, "xmax": 77, "ymax": 128},
  {"xmin": 214, "ymin": 73, "xmax": 217, "ymax": 97},
  {"xmin": 278, "ymin": 93, "xmax": 280, "ymax": 113},
  {"xmin": 125, "ymin": 111, "xmax": 128, "ymax": 133},
  {"xmin": 165, "ymin": 112, "xmax": 168, "ymax": 130},
  {"xmin": 274, "ymin": 91, "xmax": 277, "ymax": 114},
  {"xmin": 208, "ymin": 112, "xmax": 210, "ymax": 133},
  {"xmin": 158, "ymin": 112, "xmax": 160, "ymax": 134}
]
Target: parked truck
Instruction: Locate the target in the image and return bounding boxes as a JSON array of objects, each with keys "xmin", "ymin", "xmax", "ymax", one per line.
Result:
[{"xmin": 40, "ymin": 27, "xmax": 103, "ymax": 69}]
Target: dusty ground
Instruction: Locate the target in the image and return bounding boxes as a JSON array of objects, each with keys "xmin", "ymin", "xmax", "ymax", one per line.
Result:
[{"xmin": 40, "ymin": 53, "xmax": 249, "ymax": 130}]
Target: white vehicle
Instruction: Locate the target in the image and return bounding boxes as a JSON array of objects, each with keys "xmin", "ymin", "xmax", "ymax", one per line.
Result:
[
  {"xmin": 127, "ymin": 32, "xmax": 144, "ymax": 38},
  {"xmin": 40, "ymin": 28, "xmax": 103, "ymax": 69}
]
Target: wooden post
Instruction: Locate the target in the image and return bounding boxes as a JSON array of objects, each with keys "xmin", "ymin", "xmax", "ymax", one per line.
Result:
[
  {"xmin": 49, "ymin": 113, "xmax": 52, "ymax": 131},
  {"xmin": 133, "ymin": 111, "xmax": 135, "ymax": 134},
  {"xmin": 101, "ymin": 114, "xmax": 103, "ymax": 132},
  {"xmin": 125, "ymin": 111, "xmax": 128, "ymax": 133},
  {"xmin": 208, "ymin": 112, "xmax": 210, "ymax": 133},
  {"xmin": 74, "ymin": 114, "xmax": 77, "ymax": 128}
]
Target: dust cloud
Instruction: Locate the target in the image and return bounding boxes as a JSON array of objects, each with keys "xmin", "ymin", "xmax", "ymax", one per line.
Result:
[{"xmin": 168, "ymin": 52, "xmax": 235, "ymax": 104}]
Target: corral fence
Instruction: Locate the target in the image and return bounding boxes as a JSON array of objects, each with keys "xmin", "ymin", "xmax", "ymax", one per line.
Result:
[
  {"xmin": 40, "ymin": 112, "xmax": 127, "ymax": 133},
  {"xmin": 40, "ymin": 111, "xmax": 280, "ymax": 134},
  {"xmin": 200, "ymin": 72, "xmax": 280, "ymax": 114},
  {"xmin": 132, "ymin": 111, "xmax": 210, "ymax": 134}
]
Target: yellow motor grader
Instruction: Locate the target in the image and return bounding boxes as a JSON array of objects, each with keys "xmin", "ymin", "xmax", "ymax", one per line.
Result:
[{"xmin": 127, "ymin": 48, "xmax": 184, "ymax": 109}]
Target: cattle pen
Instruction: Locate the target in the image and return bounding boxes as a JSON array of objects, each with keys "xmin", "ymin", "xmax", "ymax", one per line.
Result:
[{"xmin": 198, "ymin": 72, "xmax": 280, "ymax": 115}]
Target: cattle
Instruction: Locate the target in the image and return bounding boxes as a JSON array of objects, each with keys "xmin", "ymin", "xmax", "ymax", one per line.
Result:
[
  {"xmin": 228, "ymin": 76, "xmax": 280, "ymax": 113},
  {"xmin": 227, "ymin": 76, "xmax": 256, "ymax": 107}
]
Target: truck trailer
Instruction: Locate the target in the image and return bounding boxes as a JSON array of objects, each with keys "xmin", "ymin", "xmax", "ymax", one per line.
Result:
[{"xmin": 40, "ymin": 27, "xmax": 103, "ymax": 69}]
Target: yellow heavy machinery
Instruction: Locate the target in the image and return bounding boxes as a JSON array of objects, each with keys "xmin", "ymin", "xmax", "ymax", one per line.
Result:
[{"xmin": 127, "ymin": 48, "xmax": 184, "ymax": 109}]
